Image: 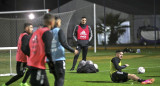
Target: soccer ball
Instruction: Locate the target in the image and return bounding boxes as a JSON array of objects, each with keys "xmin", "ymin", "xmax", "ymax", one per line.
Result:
[
  {"xmin": 86, "ymin": 60, "xmax": 93, "ymax": 65},
  {"xmin": 79, "ymin": 60, "xmax": 86, "ymax": 66},
  {"xmin": 94, "ymin": 64, "xmax": 98, "ymax": 69},
  {"xmin": 137, "ymin": 67, "xmax": 145, "ymax": 74}
]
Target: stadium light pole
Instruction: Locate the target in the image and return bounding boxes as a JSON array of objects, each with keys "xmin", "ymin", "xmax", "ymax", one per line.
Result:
[
  {"xmin": 58, "ymin": 0, "xmax": 60, "ymax": 13},
  {"xmin": 94, "ymin": 3, "xmax": 96, "ymax": 53},
  {"xmin": 104, "ymin": 0, "xmax": 107, "ymax": 50},
  {"xmin": 153, "ymin": 0, "xmax": 157, "ymax": 48},
  {"xmin": 43, "ymin": 0, "xmax": 46, "ymax": 9}
]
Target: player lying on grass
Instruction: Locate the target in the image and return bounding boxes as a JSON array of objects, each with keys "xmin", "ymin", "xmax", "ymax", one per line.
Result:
[
  {"xmin": 2, "ymin": 23, "xmax": 33, "ymax": 86},
  {"xmin": 110, "ymin": 50, "xmax": 155, "ymax": 84}
]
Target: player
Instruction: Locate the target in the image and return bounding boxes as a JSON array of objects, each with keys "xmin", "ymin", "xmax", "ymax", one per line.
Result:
[
  {"xmin": 2, "ymin": 23, "xmax": 33, "ymax": 86},
  {"xmin": 110, "ymin": 50, "xmax": 155, "ymax": 84},
  {"xmin": 47, "ymin": 17, "xmax": 78, "ymax": 86},
  {"xmin": 27, "ymin": 13, "xmax": 55, "ymax": 86},
  {"xmin": 70, "ymin": 17, "xmax": 93, "ymax": 71}
]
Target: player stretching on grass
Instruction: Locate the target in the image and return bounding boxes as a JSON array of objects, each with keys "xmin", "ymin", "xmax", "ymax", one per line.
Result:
[
  {"xmin": 2, "ymin": 23, "xmax": 33, "ymax": 86},
  {"xmin": 47, "ymin": 18, "xmax": 78, "ymax": 86},
  {"xmin": 70, "ymin": 17, "xmax": 93, "ymax": 71},
  {"xmin": 110, "ymin": 50, "xmax": 155, "ymax": 84},
  {"xmin": 28, "ymin": 13, "xmax": 55, "ymax": 86}
]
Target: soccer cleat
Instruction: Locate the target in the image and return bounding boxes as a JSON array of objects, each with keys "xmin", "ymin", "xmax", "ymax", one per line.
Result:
[
  {"xmin": 141, "ymin": 78, "xmax": 155, "ymax": 84},
  {"xmin": 70, "ymin": 68, "xmax": 74, "ymax": 71},
  {"xmin": 1, "ymin": 84, "xmax": 7, "ymax": 86},
  {"xmin": 20, "ymin": 83, "xmax": 30, "ymax": 86}
]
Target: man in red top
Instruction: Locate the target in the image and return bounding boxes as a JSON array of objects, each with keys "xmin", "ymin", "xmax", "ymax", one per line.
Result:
[
  {"xmin": 28, "ymin": 13, "xmax": 55, "ymax": 86},
  {"xmin": 70, "ymin": 17, "xmax": 93, "ymax": 71},
  {"xmin": 2, "ymin": 23, "xmax": 33, "ymax": 86}
]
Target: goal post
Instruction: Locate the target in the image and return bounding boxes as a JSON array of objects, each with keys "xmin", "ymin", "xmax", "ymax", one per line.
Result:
[
  {"xmin": 0, "ymin": 9, "xmax": 49, "ymax": 76},
  {"xmin": 0, "ymin": 9, "xmax": 75, "ymax": 76},
  {"xmin": 0, "ymin": 47, "xmax": 17, "ymax": 76},
  {"xmin": 0, "ymin": 5, "xmax": 97, "ymax": 76},
  {"xmin": 0, "ymin": 9, "xmax": 49, "ymax": 14}
]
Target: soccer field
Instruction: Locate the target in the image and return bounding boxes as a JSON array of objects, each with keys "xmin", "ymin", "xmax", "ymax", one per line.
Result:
[{"xmin": 0, "ymin": 48, "xmax": 160, "ymax": 86}]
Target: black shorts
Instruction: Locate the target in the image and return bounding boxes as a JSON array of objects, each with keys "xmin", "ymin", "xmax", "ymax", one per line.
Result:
[
  {"xmin": 16, "ymin": 61, "xmax": 27, "ymax": 75},
  {"xmin": 30, "ymin": 69, "xmax": 49, "ymax": 86},
  {"xmin": 111, "ymin": 71, "xmax": 129, "ymax": 83},
  {"xmin": 48, "ymin": 60, "xmax": 65, "ymax": 79}
]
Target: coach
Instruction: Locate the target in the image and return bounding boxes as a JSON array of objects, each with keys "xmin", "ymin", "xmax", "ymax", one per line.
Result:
[{"xmin": 70, "ymin": 17, "xmax": 93, "ymax": 71}]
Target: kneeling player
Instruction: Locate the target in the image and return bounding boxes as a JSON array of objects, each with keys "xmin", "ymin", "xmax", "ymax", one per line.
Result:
[{"xmin": 110, "ymin": 50, "xmax": 155, "ymax": 84}]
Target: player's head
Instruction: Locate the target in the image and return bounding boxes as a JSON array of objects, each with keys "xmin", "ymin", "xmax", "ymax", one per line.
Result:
[
  {"xmin": 24, "ymin": 23, "xmax": 33, "ymax": 34},
  {"xmin": 55, "ymin": 17, "xmax": 61, "ymax": 28},
  {"xmin": 81, "ymin": 17, "xmax": 87, "ymax": 24},
  {"xmin": 116, "ymin": 50, "xmax": 123, "ymax": 59},
  {"xmin": 43, "ymin": 13, "xmax": 55, "ymax": 29}
]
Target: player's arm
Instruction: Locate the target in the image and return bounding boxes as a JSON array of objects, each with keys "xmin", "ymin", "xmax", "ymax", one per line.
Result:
[
  {"xmin": 21, "ymin": 35, "xmax": 30, "ymax": 56},
  {"xmin": 112, "ymin": 58, "xmax": 127, "ymax": 71},
  {"xmin": 58, "ymin": 29, "xmax": 74, "ymax": 53},
  {"xmin": 73, "ymin": 25, "xmax": 78, "ymax": 41},
  {"xmin": 88, "ymin": 26, "xmax": 93, "ymax": 41},
  {"xmin": 42, "ymin": 31, "xmax": 53, "ymax": 61}
]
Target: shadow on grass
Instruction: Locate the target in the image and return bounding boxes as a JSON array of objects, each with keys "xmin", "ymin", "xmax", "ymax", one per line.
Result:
[
  {"xmin": 144, "ymin": 76, "xmax": 160, "ymax": 77},
  {"xmin": 67, "ymin": 72, "xmax": 77, "ymax": 73},
  {"xmin": 84, "ymin": 81, "xmax": 112, "ymax": 83},
  {"xmin": 84, "ymin": 81, "xmax": 133, "ymax": 84}
]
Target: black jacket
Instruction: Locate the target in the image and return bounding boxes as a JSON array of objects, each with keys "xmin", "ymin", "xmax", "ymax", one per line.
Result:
[{"xmin": 73, "ymin": 24, "xmax": 93, "ymax": 46}]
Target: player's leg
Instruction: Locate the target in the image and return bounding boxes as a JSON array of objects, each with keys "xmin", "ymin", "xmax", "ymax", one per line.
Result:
[
  {"xmin": 21, "ymin": 68, "xmax": 31, "ymax": 86},
  {"xmin": 128, "ymin": 74, "xmax": 142, "ymax": 81},
  {"xmin": 128, "ymin": 73, "xmax": 155, "ymax": 84},
  {"xmin": 54, "ymin": 61, "xmax": 65, "ymax": 86},
  {"xmin": 82, "ymin": 46, "xmax": 88, "ymax": 61},
  {"xmin": 47, "ymin": 62, "xmax": 57, "ymax": 86},
  {"xmin": 30, "ymin": 69, "xmax": 49, "ymax": 86},
  {"xmin": 4, "ymin": 62, "xmax": 25, "ymax": 85},
  {"xmin": 70, "ymin": 46, "xmax": 81, "ymax": 71},
  {"xmin": 43, "ymin": 70, "xmax": 50, "ymax": 86}
]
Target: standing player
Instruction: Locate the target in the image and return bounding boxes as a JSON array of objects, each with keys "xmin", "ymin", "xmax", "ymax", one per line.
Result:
[
  {"xmin": 47, "ymin": 18, "xmax": 78, "ymax": 86},
  {"xmin": 110, "ymin": 50, "xmax": 155, "ymax": 84},
  {"xmin": 2, "ymin": 23, "xmax": 33, "ymax": 86},
  {"xmin": 27, "ymin": 13, "xmax": 55, "ymax": 86},
  {"xmin": 70, "ymin": 17, "xmax": 93, "ymax": 71}
]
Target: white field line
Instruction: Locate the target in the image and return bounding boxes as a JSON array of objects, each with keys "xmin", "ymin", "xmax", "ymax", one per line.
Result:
[{"xmin": 100, "ymin": 66, "xmax": 160, "ymax": 72}]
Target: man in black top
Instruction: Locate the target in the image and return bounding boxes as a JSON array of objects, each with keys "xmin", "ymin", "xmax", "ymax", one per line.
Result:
[
  {"xmin": 110, "ymin": 50, "xmax": 155, "ymax": 84},
  {"xmin": 28, "ymin": 13, "xmax": 55, "ymax": 86},
  {"xmin": 47, "ymin": 18, "xmax": 78, "ymax": 86},
  {"xmin": 2, "ymin": 23, "xmax": 33, "ymax": 86},
  {"xmin": 70, "ymin": 17, "xmax": 93, "ymax": 71}
]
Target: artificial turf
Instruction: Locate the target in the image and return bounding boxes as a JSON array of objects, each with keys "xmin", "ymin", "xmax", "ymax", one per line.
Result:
[{"xmin": 0, "ymin": 48, "xmax": 160, "ymax": 86}]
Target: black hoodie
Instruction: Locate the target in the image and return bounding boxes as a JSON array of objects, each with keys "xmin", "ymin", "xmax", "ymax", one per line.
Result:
[{"xmin": 73, "ymin": 24, "xmax": 93, "ymax": 46}]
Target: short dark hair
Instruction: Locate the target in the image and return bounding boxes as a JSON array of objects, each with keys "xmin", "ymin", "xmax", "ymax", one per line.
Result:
[
  {"xmin": 81, "ymin": 16, "xmax": 86, "ymax": 19},
  {"xmin": 116, "ymin": 50, "xmax": 123, "ymax": 53},
  {"xmin": 43, "ymin": 13, "xmax": 55, "ymax": 25},
  {"xmin": 55, "ymin": 16, "xmax": 61, "ymax": 20},
  {"xmin": 24, "ymin": 23, "xmax": 32, "ymax": 29}
]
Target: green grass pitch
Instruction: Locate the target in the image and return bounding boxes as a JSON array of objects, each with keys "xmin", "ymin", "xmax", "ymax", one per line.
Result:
[{"xmin": 0, "ymin": 48, "xmax": 160, "ymax": 86}]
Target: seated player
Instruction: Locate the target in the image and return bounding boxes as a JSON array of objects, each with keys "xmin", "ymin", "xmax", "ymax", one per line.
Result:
[{"xmin": 110, "ymin": 50, "xmax": 155, "ymax": 84}]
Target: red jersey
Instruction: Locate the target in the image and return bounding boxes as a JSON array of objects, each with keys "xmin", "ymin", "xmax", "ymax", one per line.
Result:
[
  {"xmin": 28, "ymin": 27, "xmax": 49, "ymax": 69},
  {"xmin": 16, "ymin": 33, "xmax": 28, "ymax": 62},
  {"xmin": 77, "ymin": 25, "xmax": 89, "ymax": 40}
]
